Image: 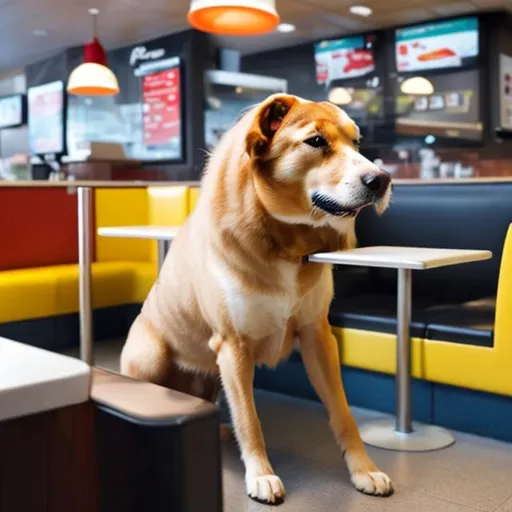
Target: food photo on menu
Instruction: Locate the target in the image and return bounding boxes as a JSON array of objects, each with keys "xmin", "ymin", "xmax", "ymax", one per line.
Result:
[
  {"xmin": 315, "ymin": 35, "xmax": 375, "ymax": 85},
  {"xmin": 395, "ymin": 17, "xmax": 479, "ymax": 72}
]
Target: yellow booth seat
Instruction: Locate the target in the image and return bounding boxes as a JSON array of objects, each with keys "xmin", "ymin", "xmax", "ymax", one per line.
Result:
[
  {"xmin": 0, "ymin": 262, "xmax": 156, "ymax": 324},
  {"xmin": 0, "ymin": 185, "xmax": 199, "ymax": 326}
]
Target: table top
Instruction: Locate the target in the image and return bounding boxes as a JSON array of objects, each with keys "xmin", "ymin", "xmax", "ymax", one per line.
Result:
[
  {"xmin": 98, "ymin": 225, "xmax": 180, "ymax": 241},
  {"xmin": 0, "ymin": 338, "xmax": 90, "ymax": 422},
  {"xmin": 0, "ymin": 180, "xmax": 200, "ymax": 188},
  {"xmin": 308, "ymin": 246, "xmax": 492, "ymax": 270}
]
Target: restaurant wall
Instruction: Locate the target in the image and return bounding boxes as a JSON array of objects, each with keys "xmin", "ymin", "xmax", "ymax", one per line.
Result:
[
  {"xmin": 242, "ymin": 43, "xmax": 325, "ymax": 101},
  {"xmin": 242, "ymin": 11, "xmax": 512, "ymax": 179}
]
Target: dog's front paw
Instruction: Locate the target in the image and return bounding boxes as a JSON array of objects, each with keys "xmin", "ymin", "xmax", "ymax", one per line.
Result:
[
  {"xmin": 246, "ymin": 474, "xmax": 286, "ymax": 505},
  {"xmin": 351, "ymin": 471, "xmax": 394, "ymax": 497}
]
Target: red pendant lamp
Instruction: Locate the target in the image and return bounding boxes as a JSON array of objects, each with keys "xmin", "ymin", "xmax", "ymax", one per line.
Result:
[{"xmin": 67, "ymin": 8, "xmax": 119, "ymax": 96}]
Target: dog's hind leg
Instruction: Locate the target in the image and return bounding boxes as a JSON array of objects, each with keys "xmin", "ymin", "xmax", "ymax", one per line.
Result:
[
  {"xmin": 299, "ymin": 317, "xmax": 394, "ymax": 497},
  {"xmin": 120, "ymin": 314, "xmax": 221, "ymax": 403},
  {"xmin": 121, "ymin": 314, "xmax": 171, "ymax": 384},
  {"xmin": 211, "ymin": 334, "xmax": 286, "ymax": 505}
]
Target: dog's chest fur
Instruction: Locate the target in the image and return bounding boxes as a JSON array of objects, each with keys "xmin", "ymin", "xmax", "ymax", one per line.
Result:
[{"xmin": 213, "ymin": 257, "xmax": 325, "ymax": 366}]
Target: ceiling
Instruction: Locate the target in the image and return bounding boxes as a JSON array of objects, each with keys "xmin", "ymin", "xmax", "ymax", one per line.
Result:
[{"xmin": 0, "ymin": 0, "xmax": 510, "ymax": 72}]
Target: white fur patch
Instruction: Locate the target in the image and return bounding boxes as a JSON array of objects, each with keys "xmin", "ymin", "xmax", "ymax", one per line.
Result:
[
  {"xmin": 246, "ymin": 472, "xmax": 285, "ymax": 504},
  {"xmin": 272, "ymin": 212, "xmax": 312, "ymax": 224},
  {"xmin": 351, "ymin": 471, "xmax": 393, "ymax": 496},
  {"xmin": 211, "ymin": 259, "xmax": 297, "ymax": 342}
]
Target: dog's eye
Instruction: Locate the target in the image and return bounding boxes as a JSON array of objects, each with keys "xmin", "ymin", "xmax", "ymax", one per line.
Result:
[{"xmin": 304, "ymin": 135, "xmax": 328, "ymax": 148}]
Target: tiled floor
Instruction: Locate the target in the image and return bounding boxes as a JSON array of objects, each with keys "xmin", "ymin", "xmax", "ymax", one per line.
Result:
[{"xmin": 85, "ymin": 340, "xmax": 512, "ymax": 512}]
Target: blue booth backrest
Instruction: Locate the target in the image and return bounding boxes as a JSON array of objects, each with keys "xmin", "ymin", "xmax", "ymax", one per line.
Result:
[{"xmin": 352, "ymin": 182, "xmax": 512, "ymax": 302}]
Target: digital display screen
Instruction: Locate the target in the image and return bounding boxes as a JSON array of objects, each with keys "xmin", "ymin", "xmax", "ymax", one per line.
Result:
[
  {"xmin": 0, "ymin": 95, "xmax": 24, "ymax": 129},
  {"xmin": 315, "ymin": 36, "xmax": 375, "ymax": 84},
  {"xmin": 28, "ymin": 81, "xmax": 65, "ymax": 155},
  {"xmin": 395, "ymin": 69, "xmax": 482, "ymax": 141},
  {"xmin": 142, "ymin": 65, "xmax": 181, "ymax": 155},
  {"xmin": 395, "ymin": 17, "xmax": 479, "ymax": 73}
]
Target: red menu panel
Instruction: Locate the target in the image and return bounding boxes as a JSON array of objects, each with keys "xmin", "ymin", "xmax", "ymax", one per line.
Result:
[{"xmin": 142, "ymin": 67, "xmax": 181, "ymax": 147}]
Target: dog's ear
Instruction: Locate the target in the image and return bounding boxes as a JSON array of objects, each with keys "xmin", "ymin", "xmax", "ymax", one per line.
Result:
[{"xmin": 246, "ymin": 94, "xmax": 297, "ymax": 159}]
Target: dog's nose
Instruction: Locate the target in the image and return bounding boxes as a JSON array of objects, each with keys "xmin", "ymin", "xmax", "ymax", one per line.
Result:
[{"xmin": 360, "ymin": 171, "xmax": 391, "ymax": 197}]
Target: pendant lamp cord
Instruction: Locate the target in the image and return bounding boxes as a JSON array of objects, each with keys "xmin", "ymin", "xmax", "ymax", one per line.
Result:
[{"xmin": 88, "ymin": 8, "xmax": 99, "ymax": 38}]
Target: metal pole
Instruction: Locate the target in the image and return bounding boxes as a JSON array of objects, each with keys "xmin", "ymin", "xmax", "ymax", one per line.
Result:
[
  {"xmin": 78, "ymin": 187, "xmax": 93, "ymax": 365},
  {"xmin": 157, "ymin": 239, "xmax": 169, "ymax": 271},
  {"xmin": 396, "ymin": 268, "xmax": 413, "ymax": 433}
]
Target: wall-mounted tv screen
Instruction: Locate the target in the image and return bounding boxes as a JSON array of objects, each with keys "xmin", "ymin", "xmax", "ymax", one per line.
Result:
[
  {"xmin": 395, "ymin": 69, "xmax": 482, "ymax": 141},
  {"xmin": 140, "ymin": 60, "xmax": 182, "ymax": 161},
  {"xmin": 395, "ymin": 17, "xmax": 479, "ymax": 73},
  {"xmin": 315, "ymin": 35, "xmax": 375, "ymax": 85},
  {"xmin": 28, "ymin": 81, "xmax": 65, "ymax": 155},
  {"xmin": 0, "ymin": 94, "xmax": 25, "ymax": 129}
]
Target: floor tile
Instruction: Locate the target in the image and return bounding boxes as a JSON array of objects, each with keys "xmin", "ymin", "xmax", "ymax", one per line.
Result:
[
  {"xmin": 85, "ymin": 343, "xmax": 512, "ymax": 512},
  {"xmin": 251, "ymin": 391, "xmax": 512, "ymax": 512},
  {"xmin": 496, "ymin": 496, "xmax": 512, "ymax": 512},
  {"xmin": 222, "ymin": 444, "xmax": 479, "ymax": 512}
]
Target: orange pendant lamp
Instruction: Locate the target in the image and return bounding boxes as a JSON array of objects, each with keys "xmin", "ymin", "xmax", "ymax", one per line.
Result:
[
  {"xmin": 188, "ymin": 0, "xmax": 280, "ymax": 35},
  {"xmin": 67, "ymin": 9, "xmax": 119, "ymax": 96}
]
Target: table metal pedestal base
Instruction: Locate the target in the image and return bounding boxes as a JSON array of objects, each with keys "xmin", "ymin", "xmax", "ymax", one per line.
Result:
[{"xmin": 360, "ymin": 418, "xmax": 455, "ymax": 452}]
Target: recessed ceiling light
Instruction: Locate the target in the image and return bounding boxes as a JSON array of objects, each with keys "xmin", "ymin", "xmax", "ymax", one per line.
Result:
[
  {"xmin": 349, "ymin": 5, "xmax": 373, "ymax": 17},
  {"xmin": 88, "ymin": 7, "xmax": 100, "ymax": 15},
  {"xmin": 277, "ymin": 23, "xmax": 296, "ymax": 33},
  {"xmin": 32, "ymin": 29, "xmax": 48, "ymax": 37}
]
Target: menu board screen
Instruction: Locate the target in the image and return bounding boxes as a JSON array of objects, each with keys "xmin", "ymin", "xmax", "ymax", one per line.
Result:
[
  {"xmin": 315, "ymin": 36, "xmax": 375, "ymax": 85},
  {"xmin": 395, "ymin": 17, "xmax": 479, "ymax": 73},
  {"xmin": 28, "ymin": 81, "xmax": 65, "ymax": 155},
  {"xmin": 142, "ymin": 65, "xmax": 181, "ymax": 155},
  {"xmin": 395, "ymin": 69, "xmax": 482, "ymax": 141},
  {"xmin": 0, "ymin": 95, "xmax": 25, "ymax": 129}
]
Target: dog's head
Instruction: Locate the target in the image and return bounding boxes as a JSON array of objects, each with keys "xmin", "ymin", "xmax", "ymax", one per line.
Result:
[{"xmin": 244, "ymin": 94, "xmax": 391, "ymax": 232}]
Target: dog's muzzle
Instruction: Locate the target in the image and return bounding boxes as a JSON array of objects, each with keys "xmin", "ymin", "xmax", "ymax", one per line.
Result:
[{"xmin": 311, "ymin": 191, "xmax": 358, "ymax": 217}]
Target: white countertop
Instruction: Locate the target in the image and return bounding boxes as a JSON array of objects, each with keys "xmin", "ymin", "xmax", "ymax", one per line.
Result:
[
  {"xmin": 0, "ymin": 180, "xmax": 200, "ymax": 188},
  {"xmin": 98, "ymin": 225, "xmax": 180, "ymax": 241},
  {"xmin": 0, "ymin": 338, "xmax": 91, "ymax": 422},
  {"xmin": 309, "ymin": 246, "xmax": 492, "ymax": 270}
]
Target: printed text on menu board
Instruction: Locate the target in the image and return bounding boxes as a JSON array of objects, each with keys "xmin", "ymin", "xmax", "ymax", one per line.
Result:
[{"xmin": 142, "ymin": 67, "xmax": 181, "ymax": 147}]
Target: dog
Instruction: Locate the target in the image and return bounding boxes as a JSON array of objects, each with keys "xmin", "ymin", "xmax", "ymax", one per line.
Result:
[{"xmin": 121, "ymin": 94, "xmax": 393, "ymax": 505}]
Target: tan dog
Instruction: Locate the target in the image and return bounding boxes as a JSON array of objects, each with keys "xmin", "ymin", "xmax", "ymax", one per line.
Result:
[{"xmin": 121, "ymin": 94, "xmax": 393, "ymax": 504}]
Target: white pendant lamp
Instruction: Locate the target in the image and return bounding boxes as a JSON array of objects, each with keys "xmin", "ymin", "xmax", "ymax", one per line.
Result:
[
  {"xmin": 400, "ymin": 76, "xmax": 434, "ymax": 96},
  {"xmin": 67, "ymin": 9, "xmax": 119, "ymax": 96},
  {"xmin": 328, "ymin": 87, "xmax": 353, "ymax": 106},
  {"xmin": 188, "ymin": 0, "xmax": 280, "ymax": 35}
]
